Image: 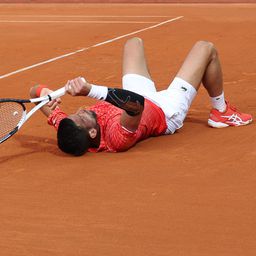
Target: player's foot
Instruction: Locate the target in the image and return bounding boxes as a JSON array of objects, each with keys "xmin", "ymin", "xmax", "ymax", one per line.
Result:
[{"xmin": 208, "ymin": 101, "xmax": 253, "ymax": 128}]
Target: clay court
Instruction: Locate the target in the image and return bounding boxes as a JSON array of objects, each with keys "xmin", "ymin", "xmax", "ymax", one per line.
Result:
[{"xmin": 0, "ymin": 1, "xmax": 256, "ymax": 255}]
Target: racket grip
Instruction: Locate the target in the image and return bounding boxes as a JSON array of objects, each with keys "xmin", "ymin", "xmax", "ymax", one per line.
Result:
[{"xmin": 49, "ymin": 87, "xmax": 66, "ymax": 100}]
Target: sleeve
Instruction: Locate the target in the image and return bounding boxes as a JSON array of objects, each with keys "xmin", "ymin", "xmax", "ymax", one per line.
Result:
[
  {"xmin": 105, "ymin": 120, "xmax": 138, "ymax": 152},
  {"xmin": 47, "ymin": 107, "xmax": 68, "ymax": 131}
]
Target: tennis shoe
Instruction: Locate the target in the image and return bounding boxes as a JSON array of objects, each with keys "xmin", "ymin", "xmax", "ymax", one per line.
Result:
[{"xmin": 208, "ymin": 101, "xmax": 252, "ymax": 128}]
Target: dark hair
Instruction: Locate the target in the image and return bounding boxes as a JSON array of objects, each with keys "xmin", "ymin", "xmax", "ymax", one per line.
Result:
[{"xmin": 57, "ymin": 118, "xmax": 90, "ymax": 156}]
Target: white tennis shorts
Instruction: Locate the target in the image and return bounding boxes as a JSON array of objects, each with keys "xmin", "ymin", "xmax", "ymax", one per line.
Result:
[{"xmin": 122, "ymin": 74, "xmax": 197, "ymax": 134}]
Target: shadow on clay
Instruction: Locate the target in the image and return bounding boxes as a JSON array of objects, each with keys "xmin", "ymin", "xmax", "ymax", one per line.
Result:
[
  {"xmin": 184, "ymin": 116, "xmax": 208, "ymax": 125},
  {"xmin": 0, "ymin": 134, "xmax": 62, "ymax": 164}
]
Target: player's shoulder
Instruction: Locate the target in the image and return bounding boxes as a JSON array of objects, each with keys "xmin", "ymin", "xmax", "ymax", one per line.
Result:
[
  {"xmin": 89, "ymin": 101, "xmax": 112, "ymax": 110},
  {"xmin": 89, "ymin": 101, "xmax": 121, "ymax": 116}
]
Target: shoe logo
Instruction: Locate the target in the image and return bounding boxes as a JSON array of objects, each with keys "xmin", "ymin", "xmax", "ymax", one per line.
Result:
[
  {"xmin": 221, "ymin": 113, "xmax": 246, "ymax": 126},
  {"xmin": 181, "ymin": 86, "xmax": 187, "ymax": 92}
]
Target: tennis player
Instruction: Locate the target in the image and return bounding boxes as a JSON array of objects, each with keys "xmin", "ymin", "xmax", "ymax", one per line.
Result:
[{"xmin": 30, "ymin": 37, "xmax": 253, "ymax": 156}]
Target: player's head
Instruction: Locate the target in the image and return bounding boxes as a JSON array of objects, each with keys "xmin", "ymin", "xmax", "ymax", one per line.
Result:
[{"xmin": 57, "ymin": 109, "xmax": 98, "ymax": 156}]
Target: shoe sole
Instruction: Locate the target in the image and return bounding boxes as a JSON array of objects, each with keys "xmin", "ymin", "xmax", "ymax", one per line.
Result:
[{"xmin": 208, "ymin": 118, "xmax": 253, "ymax": 128}]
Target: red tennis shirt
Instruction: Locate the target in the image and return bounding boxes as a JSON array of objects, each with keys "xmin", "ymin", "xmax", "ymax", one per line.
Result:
[{"xmin": 47, "ymin": 99, "xmax": 167, "ymax": 152}]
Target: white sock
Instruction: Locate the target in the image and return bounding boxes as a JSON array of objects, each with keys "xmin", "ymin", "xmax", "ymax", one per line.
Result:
[{"xmin": 210, "ymin": 92, "xmax": 226, "ymax": 112}]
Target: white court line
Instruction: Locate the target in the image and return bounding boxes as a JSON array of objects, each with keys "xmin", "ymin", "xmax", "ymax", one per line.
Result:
[
  {"xmin": 0, "ymin": 15, "xmax": 171, "ymax": 18},
  {"xmin": 0, "ymin": 20, "xmax": 157, "ymax": 24},
  {"xmin": 0, "ymin": 16, "xmax": 183, "ymax": 80}
]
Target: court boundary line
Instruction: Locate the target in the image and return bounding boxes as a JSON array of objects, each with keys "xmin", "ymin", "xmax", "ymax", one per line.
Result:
[
  {"xmin": 0, "ymin": 20, "xmax": 159, "ymax": 24},
  {"xmin": 0, "ymin": 15, "xmax": 172, "ymax": 18},
  {"xmin": 0, "ymin": 16, "xmax": 183, "ymax": 80}
]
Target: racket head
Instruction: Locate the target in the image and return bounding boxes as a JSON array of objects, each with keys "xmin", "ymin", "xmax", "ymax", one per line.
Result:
[{"xmin": 0, "ymin": 99, "xmax": 27, "ymax": 143}]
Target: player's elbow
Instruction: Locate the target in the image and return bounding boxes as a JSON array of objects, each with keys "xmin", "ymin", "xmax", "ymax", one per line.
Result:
[{"xmin": 29, "ymin": 85, "xmax": 38, "ymax": 98}]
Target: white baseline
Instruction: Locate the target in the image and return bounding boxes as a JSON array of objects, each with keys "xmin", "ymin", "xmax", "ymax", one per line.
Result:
[
  {"xmin": 0, "ymin": 16, "xmax": 183, "ymax": 80},
  {"xmin": 0, "ymin": 15, "xmax": 172, "ymax": 18},
  {"xmin": 0, "ymin": 20, "xmax": 158, "ymax": 24}
]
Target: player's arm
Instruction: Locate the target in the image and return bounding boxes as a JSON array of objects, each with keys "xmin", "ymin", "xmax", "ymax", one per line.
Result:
[
  {"xmin": 29, "ymin": 84, "xmax": 61, "ymax": 117},
  {"xmin": 105, "ymin": 88, "xmax": 144, "ymax": 132},
  {"xmin": 66, "ymin": 77, "xmax": 144, "ymax": 132}
]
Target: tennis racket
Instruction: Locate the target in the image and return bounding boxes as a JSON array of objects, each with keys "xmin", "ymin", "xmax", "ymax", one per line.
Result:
[{"xmin": 0, "ymin": 87, "xmax": 66, "ymax": 144}]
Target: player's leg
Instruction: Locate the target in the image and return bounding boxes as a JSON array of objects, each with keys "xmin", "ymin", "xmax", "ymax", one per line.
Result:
[
  {"xmin": 172, "ymin": 40, "xmax": 252, "ymax": 127},
  {"xmin": 122, "ymin": 37, "xmax": 157, "ymax": 95},
  {"xmin": 164, "ymin": 41, "xmax": 224, "ymax": 127},
  {"xmin": 175, "ymin": 40, "xmax": 223, "ymax": 95},
  {"xmin": 123, "ymin": 37, "xmax": 152, "ymax": 79}
]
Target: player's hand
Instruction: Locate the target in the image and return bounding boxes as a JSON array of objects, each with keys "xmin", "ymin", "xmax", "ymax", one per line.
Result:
[
  {"xmin": 65, "ymin": 77, "xmax": 92, "ymax": 96},
  {"xmin": 40, "ymin": 88, "xmax": 61, "ymax": 110}
]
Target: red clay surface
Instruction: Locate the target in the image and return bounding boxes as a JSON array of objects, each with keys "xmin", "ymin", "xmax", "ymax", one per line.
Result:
[
  {"xmin": 1, "ymin": 0, "xmax": 256, "ymax": 3},
  {"xmin": 0, "ymin": 3, "xmax": 256, "ymax": 256}
]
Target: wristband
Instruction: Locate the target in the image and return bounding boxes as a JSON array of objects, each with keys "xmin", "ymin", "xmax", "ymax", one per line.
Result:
[
  {"xmin": 36, "ymin": 84, "xmax": 48, "ymax": 97},
  {"xmin": 88, "ymin": 84, "xmax": 108, "ymax": 100}
]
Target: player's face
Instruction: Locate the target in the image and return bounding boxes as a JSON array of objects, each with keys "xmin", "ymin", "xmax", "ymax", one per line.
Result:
[{"xmin": 68, "ymin": 109, "xmax": 97, "ymax": 129}]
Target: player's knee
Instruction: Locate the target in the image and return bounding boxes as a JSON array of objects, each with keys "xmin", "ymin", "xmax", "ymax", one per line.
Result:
[
  {"xmin": 124, "ymin": 37, "xmax": 144, "ymax": 51},
  {"xmin": 194, "ymin": 40, "xmax": 214, "ymax": 50},
  {"xmin": 194, "ymin": 40, "xmax": 217, "ymax": 58},
  {"xmin": 126, "ymin": 37, "xmax": 143, "ymax": 45}
]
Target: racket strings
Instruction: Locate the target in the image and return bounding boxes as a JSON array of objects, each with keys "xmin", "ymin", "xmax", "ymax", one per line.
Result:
[{"xmin": 0, "ymin": 102, "xmax": 24, "ymax": 139}]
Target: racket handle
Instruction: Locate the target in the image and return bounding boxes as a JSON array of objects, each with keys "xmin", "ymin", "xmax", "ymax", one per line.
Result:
[
  {"xmin": 49, "ymin": 86, "xmax": 66, "ymax": 100},
  {"xmin": 50, "ymin": 77, "xmax": 86, "ymax": 99}
]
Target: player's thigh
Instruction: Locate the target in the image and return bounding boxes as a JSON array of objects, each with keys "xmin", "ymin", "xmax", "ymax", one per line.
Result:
[
  {"xmin": 175, "ymin": 41, "xmax": 214, "ymax": 90},
  {"xmin": 122, "ymin": 37, "xmax": 152, "ymax": 80},
  {"xmin": 122, "ymin": 74, "xmax": 157, "ymax": 95}
]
